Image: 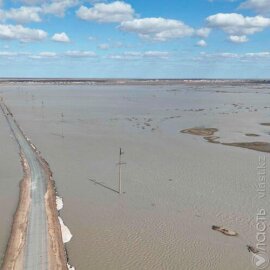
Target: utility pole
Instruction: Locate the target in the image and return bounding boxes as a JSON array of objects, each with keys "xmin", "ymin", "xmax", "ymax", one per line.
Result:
[
  {"xmin": 118, "ymin": 148, "xmax": 126, "ymax": 194},
  {"xmin": 61, "ymin": 112, "xmax": 64, "ymax": 138},
  {"xmin": 31, "ymin": 94, "xmax": 34, "ymax": 110},
  {"xmin": 41, "ymin": 100, "xmax": 44, "ymax": 119}
]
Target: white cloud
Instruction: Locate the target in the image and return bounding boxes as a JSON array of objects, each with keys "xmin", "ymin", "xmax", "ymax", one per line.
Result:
[
  {"xmin": 30, "ymin": 51, "xmax": 57, "ymax": 59},
  {"xmin": 143, "ymin": 51, "xmax": 170, "ymax": 58},
  {"xmin": 19, "ymin": 0, "xmax": 47, "ymax": 4},
  {"xmin": 0, "ymin": 0, "xmax": 79, "ymax": 24},
  {"xmin": 39, "ymin": 51, "xmax": 57, "ymax": 57},
  {"xmin": 240, "ymin": 0, "xmax": 270, "ymax": 14},
  {"xmin": 52, "ymin": 32, "xmax": 70, "ymax": 42},
  {"xmin": 88, "ymin": 35, "xmax": 97, "ymax": 41},
  {"xmin": 123, "ymin": 51, "xmax": 141, "ymax": 57},
  {"xmin": 196, "ymin": 27, "xmax": 211, "ymax": 38},
  {"xmin": 196, "ymin": 39, "xmax": 207, "ymax": 47},
  {"xmin": 98, "ymin": 43, "xmax": 109, "ymax": 50},
  {"xmin": 198, "ymin": 51, "xmax": 270, "ymax": 61},
  {"xmin": 119, "ymin": 17, "xmax": 194, "ymax": 41},
  {"xmin": 228, "ymin": 35, "xmax": 249, "ymax": 43},
  {"xmin": 0, "ymin": 24, "xmax": 47, "ymax": 42},
  {"xmin": 0, "ymin": 10, "xmax": 5, "ymax": 21},
  {"xmin": 76, "ymin": 1, "xmax": 134, "ymax": 23},
  {"xmin": 108, "ymin": 51, "xmax": 170, "ymax": 60},
  {"xmin": 0, "ymin": 51, "xmax": 32, "ymax": 57},
  {"xmin": 43, "ymin": 0, "xmax": 79, "ymax": 17},
  {"xmin": 65, "ymin": 50, "xmax": 96, "ymax": 57},
  {"xmin": 197, "ymin": 52, "xmax": 240, "ymax": 61},
  {"xmin": 244, "ymin": 51, "xmax": 270, "ymax": 57},
  {"xmin": 0, "ymin": 51, "xmax": 18, "ymax": 57},
  {"xmin": 206, "ymin": 13, "xmax": 270, "ymax": 36},
  {"xmin": 0, "ymin": 7, "xmax": 42, "ymax": 23},
  {"xmin": 0, "ymin": 50, "xmax": 57, "ymax": 59}
]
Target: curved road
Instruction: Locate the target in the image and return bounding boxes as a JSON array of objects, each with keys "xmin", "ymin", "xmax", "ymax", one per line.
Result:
[{"xmin": 1, "ymin": 102, "xmax": 49, "ymax": 269}]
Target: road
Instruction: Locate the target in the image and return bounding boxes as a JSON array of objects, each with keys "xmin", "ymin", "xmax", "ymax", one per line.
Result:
[{"xmin": 0, "ymin": 102, "xmax": 49, "ymax": 269}]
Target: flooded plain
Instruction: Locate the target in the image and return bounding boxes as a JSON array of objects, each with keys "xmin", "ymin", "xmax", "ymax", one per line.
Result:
[{"xmin": 0, "ymin": 81, "xmax": 269, "ymax": 269}]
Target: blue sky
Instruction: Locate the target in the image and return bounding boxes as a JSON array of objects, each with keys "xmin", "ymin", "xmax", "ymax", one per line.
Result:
[{"xmin": 0, "ymin": 0, "xmax": 270, "ymax": 78}]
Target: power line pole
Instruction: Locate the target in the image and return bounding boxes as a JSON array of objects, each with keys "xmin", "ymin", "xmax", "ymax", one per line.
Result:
[
  {"xmin": 118, "ymin": 148, "xmax": 126, "ymax": 194},
  {"xmin": 41, "ymin": 100, "xmax": 44, "ymax": 119},
  {"xmin": 61, "ymin": 112, "xmax": 64, "ymax": 138}
]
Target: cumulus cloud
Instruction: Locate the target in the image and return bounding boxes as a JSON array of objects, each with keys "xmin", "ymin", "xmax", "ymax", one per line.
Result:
[
  {"xmin": 52, "ymin": 32, "xmax": 70, "ymax": 42},
  {"xmin": 244, "ymin": 51, "xmax": 270, "ymax": 58},
  {"xmin": 198, "ymin": 52, "xmax": 240, "ymax": 61},
  {"xmin": 0, "ymin": 7, "xmax": 42, "ymax": 23},
  {"xmin": 228, "ymin": 35, "xmax": 249, "ymax": 43},
  {"xmin": 196, "ymin": 40, "xmax": 207, "ymax": 47},
  {"xmin": 0, "ymin": 0, "xmax": 79, "ymax": 24},
  {"xmin": 76, "ymin": 1, "xmax": 134, "ymax": 23},
  {"xmin": 108, "ymin": 51, "xmax": 170, "ymax": 60},
  {"xmin": 98, "ymin": 43, "xmax": 110, "ymax": 50},
  {"xmin": 240, "ymin": 0, "xmax": 270, "ymax": 14},
  {"xmin": 43, "ymin": 0, "xmax": 79, "ymax": 17},
  {"xmin": 144, "ymin": 51, "xmax": 170, "ymax": 58},
  {"xmin": 206, "ymin": 13, "xmax": 270, "ymax": 36},
  {"xmin": 0, "ymin": 50, "xmax": 57, "ymax": 59},
  {"xmin": 65, "ymin": 50, "xmax": 96, "ymax": 57},
  {"xmin": 119, "ymin": 17, "xmax": 194, "ymax": 41},
  {"xmin": 197, "ymin": 51, "xmax": 270, "ymax": 61},
  {"xmin": 30, "ymin": 51, "xmax": 57, "ymax": 59},
  {"xmin": 0, "ymin": 51, "xmax": 19, "ymax": 57},
  {"xmin": 39, "ymin": 51, "xmax": 57, "ymax": 57},
  {"xmin": 0, "ymin": 24, "xmax": 47, "ymax": 42},
  {"xmin": 19, "ymin": 0, "xmax": 47, "ymax": 4},
  {"xmin": 88, "ymin": 35, "xmax": 97, "ymax": 41},
  {"xmin": 196, "ymin": 27, "xmax": 211, "ymax": 38}
]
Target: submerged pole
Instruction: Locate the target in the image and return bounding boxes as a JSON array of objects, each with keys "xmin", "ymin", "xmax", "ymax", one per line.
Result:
[
  {"xmin": 118, "ymin": 148, "xmax": 126, "ymax": 194},
  {"xmin": 119, "ymin": 148, "xmax": 122, "ymax": 194},
  {"xmin": 61, "ymin": 112, "xmax": 64, "ymax": 138}
]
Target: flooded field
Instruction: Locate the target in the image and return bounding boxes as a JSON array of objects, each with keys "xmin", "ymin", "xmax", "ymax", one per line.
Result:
[{"xmin": 0, "ymin": 81, "xmax": 269, "ymax": 269}]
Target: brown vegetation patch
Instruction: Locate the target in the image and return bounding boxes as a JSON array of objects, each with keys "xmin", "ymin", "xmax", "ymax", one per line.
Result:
[
  {"xmin": 182, "ymin": 126, "xmax": 270, "ymax": 153},
  {"xmin": 181, "ymin": 128, "xmax": 218, "ymax": 137},
  {"xmin": 223, "ymin": 142, "xmax": 270, "ymax": 153},
  {"xmin": 245, "ymin": 133, "xmax": 260, "ymax": 137}
]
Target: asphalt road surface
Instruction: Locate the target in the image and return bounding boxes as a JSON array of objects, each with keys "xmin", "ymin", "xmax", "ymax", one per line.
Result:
[{"xmin": 1, "ymin": 102, "xmax": 49, "ymax": 269}]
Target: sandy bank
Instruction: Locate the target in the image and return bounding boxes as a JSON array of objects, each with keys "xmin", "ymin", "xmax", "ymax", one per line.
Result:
[
  {"xmin": 181, "ymin": 127, "xmax": 270, "ymax": 153},
  {"xmin": 45, "ymin": 179, "xmax": 68, "ymax": 269}
]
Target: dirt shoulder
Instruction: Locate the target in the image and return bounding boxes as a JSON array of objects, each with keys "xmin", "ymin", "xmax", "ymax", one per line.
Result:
[{"xmin": 42, "ymin": 156, "xmax": 68, "ymax": 270}]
